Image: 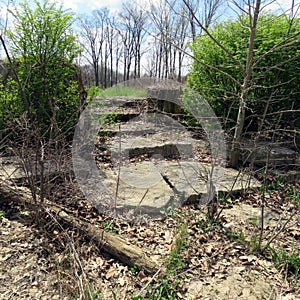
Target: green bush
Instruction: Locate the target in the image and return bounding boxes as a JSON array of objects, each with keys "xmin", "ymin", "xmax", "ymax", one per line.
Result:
[
  {"xmin": 188, "ymin": 14, "xmax": 300, "ymax": 131},
  {"xmin": 0, "ymin": 78, "xmax": 23, "ymax": 130},
  {"xmin": 88, "ymin": 86, "xmax": 103, "ymax": 98},
  {"xmin": 3, "ymin": 0, "xmax": 82, "ymax": 136}
]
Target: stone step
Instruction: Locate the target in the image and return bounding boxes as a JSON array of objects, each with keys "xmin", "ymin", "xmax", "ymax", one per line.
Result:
[
  {"xmin": 100, "ymin": 116, "xmax": 204, "ymax": 160},
  {"xmin": 93, "ymin": 160, "xmax": 261, "ymax": 218},
  {"xmin": 109, "ymin": 132, "xmax": 195, "ymax": 160},
  {"xmin": 240, "ymin": 140, "xmax": 297, "ymax": 166},
  {"xmin": 0, "ymin": 156, "xmax": 70, "ymax": 181}
]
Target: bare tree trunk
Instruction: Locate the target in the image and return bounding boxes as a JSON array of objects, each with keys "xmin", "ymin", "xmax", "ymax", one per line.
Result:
[
  {"xmin": 94, "ymin": 61, "xmax": 99, "ymax": 87},
  {"xmin": 178, "ymin": 50, "xmax": 182, "ymax": 82},
  {"xmin": 108, "ymin": 28, "xmax": 114, "ymax": 87},
  {"xmin": 104, "ymin": 43, "xmax": 108, "ymax": 88},
  {"xmin": 158, "ymin": 44, "xmax": 163, "ymax": 78},
  {"xmin": 115, "ymin": 46, "xmax": 120, "ymax": 84},
  {"xmin": 127, "ymin": 59, "xmax": 131, "ymax": 80},
  {"xmin": 123, "ymin": 47, "xmax": 127, "ymax": 82},
  {"xmin": 137, "ymin": 44, "xmax": 141, "ymax": 77},
  {"xmin": 229, "ymin": 0, "xmax": 261, "ymax": 167}
]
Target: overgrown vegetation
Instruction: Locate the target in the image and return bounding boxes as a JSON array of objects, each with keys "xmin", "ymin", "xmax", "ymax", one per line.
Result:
[
  {"xmin": 187, "ymin": 10, "xmax": 300, "ymax": 167},
  {"xmin": 0, "ymin": 0, "xmax": 82, "ymax": 135},
  {"xmin": 188, "ymin": 13, "xmax": 300, "ymax": 132}
]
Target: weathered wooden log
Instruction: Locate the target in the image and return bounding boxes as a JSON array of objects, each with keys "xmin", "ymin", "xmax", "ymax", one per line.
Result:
[
  {"xmin": 57, "ymin": 210, "xmax": 161, "ymax": 274},
  {"xmin": 0, "ymin": 180, "xmax": 162, "ymax": 275}
]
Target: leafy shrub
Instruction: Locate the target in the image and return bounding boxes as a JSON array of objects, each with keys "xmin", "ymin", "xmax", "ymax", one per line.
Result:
[
  {"xmin": 3, "ymin": 0, "xmax": 82, "ymax": 136},
  {"xmin": 88, "ymin": 86, "xmax": 103, "ymax": 99},
  {"xmin": 188, "ymin": 14, "xmax": 300, "ymax": 132},
  {"xmin": 0, "ymin": 78, "xmax": 23, "ymax": 131}
]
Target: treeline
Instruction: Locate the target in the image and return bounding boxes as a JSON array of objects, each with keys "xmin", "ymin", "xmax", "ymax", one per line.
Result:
[{"xmin": 77, "ymin": 0, "xmax": 221, "ymax": 87}]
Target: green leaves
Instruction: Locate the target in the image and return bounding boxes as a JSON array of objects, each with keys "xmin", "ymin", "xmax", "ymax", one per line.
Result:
[
  {"xmin": 4, "ymin": 0, "xmax": 82, "ymax": 135},
  {"xmin": 188, "ymin": 13, "xmax": 300, "ymax": 130},
  {"xmin": 9, "ymin": 0, "xmax": 80, "ymax": 60}
]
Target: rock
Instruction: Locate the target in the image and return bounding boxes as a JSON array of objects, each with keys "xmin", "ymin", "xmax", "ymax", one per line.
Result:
[
  {"xmin": 0, "ymin": 156, "xmax": 24, "ymax": 180},
  {"xmin": 223, "ymin": 203, "xmax": 280, "ymax": 228},
  {"xmin": 271, "ymin": 169, "xmax": 300, "ymax": 184},
  {"xmin": 110, "ymin": 132, "xmax": 194, "ymax": 160},
  {"xmin": 73, "ymin": 97, "xmax": 262, "ymax": 219},
  {"xmin": 0, "ymin": 156, "xmax": 71, "ymax": 181},
  {"xmin": 147, "ymin": 85, "xmax": 184, "ymax": 114},
  {"xmin": 240, "ymin": 140, "xmax": 297, "ymax": 166},
  {"xmin": 99, "ymin": 160, "xmax": 261, "ymax": 218}
]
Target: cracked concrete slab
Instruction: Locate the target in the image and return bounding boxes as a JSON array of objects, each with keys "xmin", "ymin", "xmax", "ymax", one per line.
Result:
[{"xmin": 100, "ymin": 160, "xmax": 261, "ymax": 216}]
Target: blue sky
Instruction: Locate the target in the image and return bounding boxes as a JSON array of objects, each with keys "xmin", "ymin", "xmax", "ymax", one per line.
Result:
[
  {"xmin": 1, "ymin": 0, "xmax": 298, "ymax": 20},
  {"xmin": 61, "ymin": 0, "xmax": 299, "ymax": 17}
]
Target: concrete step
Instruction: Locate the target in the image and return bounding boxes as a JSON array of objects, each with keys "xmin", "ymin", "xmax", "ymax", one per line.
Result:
[
  {"xmin": 0, "ymin": 156, "xmax": 70, "ymax": 181},
  {"xmin": 95, "ymin": 160, "xmax": 261, "ymax": 218}
]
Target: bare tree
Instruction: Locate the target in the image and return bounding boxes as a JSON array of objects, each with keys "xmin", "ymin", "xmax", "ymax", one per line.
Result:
[
  {"xmin": 113, "ymin": 29, "xmax": 123, "ymax": 84},
  {"xmin": 171, "ymin": 3, "xmax": 190, "ymax": 81},
  {"xmin": 118, "ymin": 1, "xmax": 148, "ymax": 80},
  {"xmin": 79, "ymin": 9, "xmax": 109, "ymax": 87},
  {"xmin": 148, "ymin": 0, "xmax": 175, "ymax": 79},
  {"xmin": 229, "ymin": 0, "xmax": 262, "ymax": 167},
  {"xmin": 172, "ymin": 0, "xmax": 224, "ymax": 41},
  {"xmin": 106, "ymin": 16, "xmax": 116, "ymax": 87},
  {"xmin": 147, "ymin": 0, "xmax": 222, "ymax": 81}
]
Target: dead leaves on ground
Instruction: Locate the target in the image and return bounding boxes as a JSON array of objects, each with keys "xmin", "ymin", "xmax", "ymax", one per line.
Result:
[{"xmin": 0, "ymin": 181, "xmax": 299, "ymax": 299}]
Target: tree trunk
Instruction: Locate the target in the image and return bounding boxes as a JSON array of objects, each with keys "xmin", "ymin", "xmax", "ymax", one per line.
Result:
[
  {"xmin": 229, "ymin": 0, "xmax": 261, "ymax": 167},
  {"xmin": 94, "ymin": 61, "xmax": 99, "ymax": 87}
]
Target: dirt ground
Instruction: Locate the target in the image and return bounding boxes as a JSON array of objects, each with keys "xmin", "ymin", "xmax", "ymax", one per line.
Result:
[{"xmin": 0, "ymin": 179, "xmax": 299, "ymax": 300}]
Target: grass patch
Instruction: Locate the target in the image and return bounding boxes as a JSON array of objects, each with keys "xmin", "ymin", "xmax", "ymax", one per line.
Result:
[
  {"xmin": 225, "ymin": 227, "xmax": 247, "ymax": 243},
  {"xmin": 131, "ymin": 221, "xmax": 188, "ymax": 300},
  {"xmin": 87, "ymin": 85, "xmax": 146, "ymax": 102},
  {"xmin": 0, "ymin": 210, "xmax": 5, "ymax": 219},
  {"xmin": 167, "ymin": 221, "xmax": 188, "ymax": 275},
  {"xmin": 102, "ymin": 86, "xmax": 147, "ymax": 97},
  {"xmin": 103, "ymin": 220, "xmax": 122, "ymax": 235},
  {"xmin": 271, "ymin": 247, "xmax": 300, "ymax": 278},
  {"xmin": 131, "ymin": 279, "xmax": 179, "ymax": 300},
  {"xmin": 130, "ymin": 265, "xmax": 139, "ymax": 276}
]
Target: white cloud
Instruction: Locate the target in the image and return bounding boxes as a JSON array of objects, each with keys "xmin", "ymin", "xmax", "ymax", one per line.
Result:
[
  {"xmin": 61, "ymin": 0, "xmax": 124, "ymax": 14},
  {"xmin": 61, "ymin": 0, "xmax": 159, "ymax": 16},
  {"xmin": 0, "ymin": 5, "xmax": 9, "ymax": 24},
  {"xmin": 263, "ymin": 0, "xmax": 300, "ymax": 15}
]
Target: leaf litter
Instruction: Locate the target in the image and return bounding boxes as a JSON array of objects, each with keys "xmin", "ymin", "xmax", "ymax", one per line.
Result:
[{"xmin": 0, "ymin": 179, "xmax": 299, "ymax": 299}]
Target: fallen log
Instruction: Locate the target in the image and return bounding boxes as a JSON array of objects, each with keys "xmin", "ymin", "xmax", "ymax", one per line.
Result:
[{"xmin": 0, "ymin": 180, "xmax": 162, "ymax": 275}]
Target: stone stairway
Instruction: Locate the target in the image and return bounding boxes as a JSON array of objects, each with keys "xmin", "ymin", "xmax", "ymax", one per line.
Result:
[{"xmin": 89, "ymin": 97, "xmax": 261, "ymax": 219}]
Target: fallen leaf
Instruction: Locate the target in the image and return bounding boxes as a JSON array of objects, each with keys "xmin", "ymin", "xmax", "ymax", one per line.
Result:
[{"xmin": 105, "ymin": 267, "xmax": 116, "ymax": 279}]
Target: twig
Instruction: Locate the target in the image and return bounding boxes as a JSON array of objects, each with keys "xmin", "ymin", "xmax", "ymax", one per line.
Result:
[
  {"xmin": 115, "ymin": 123, "xmax": 122, "ymax": 219},
  {"xmin": 42, "ymin": 205, "xmax": 94, "ymax": 299},
  {"xmin": 136, "ymin": 266, "xmax": 164, "ymax": 297}
]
